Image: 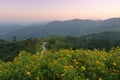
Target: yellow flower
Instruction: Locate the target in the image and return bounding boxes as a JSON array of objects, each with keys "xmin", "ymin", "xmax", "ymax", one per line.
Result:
[
  {"xmin": 85, "ymin": 53, "xmax": 88, "ymax": 54},
  {"xmin": 113, "ymin": 69, "xmax": 117, "ymax": 73},
  {"xmin": 76, "ymin": 66, "xmax": 79, "ymax": 69},
  {"xmin": 36, "ymin": 77, "xmax": 40, "ymax": 80},
  {"xmin": 67, "ymin": 54, "xmax": 72, "ymax": 57},
  {"xmin": 58, "ymin": 58, "xmax": 61, "ymax": 61},
  {"xmin": 113, "ymin": 62, "xmax": 117, "ymax": 66},
  {"xmin": 81, "ymin": 66, "xmax": 86, "ymax": 71},
  {"xmin": 73, "ymin": 59, "xmax": 78, "ymax": 64},
  {"xmin": 61, "ymin": 73, "xmax": 64, "ymax": 77},
  {"xmin": 54, "ymin": 60, "xmax": 58, "ymax": 64},
  {"xmin": 98, "ymin": 78, "xmax": 102, "ymax": 80},
  {"xmin": 26, "ymin": 71, "xmax": 31, "ymax": 75},
  {"xmin": 97, "ymin": 67, "xmax": 100, "ymax": 69},
  {"xmin": 69, "ymin": 65, "xmax": 73, "ymax": 68},
  {"xmin": 32, "ymin": 61, "xmax": 35, "ymax": 64},
  {"xmin": 25, "ymin": 65, "xmax": 29, "ymax": 68},
  {"xmin": 102, "ymin": 71, "xmax": 105, "ymax": 73},
  {"xmin": 64, "ymin": 66, "xmax": 70, "ymax": 69},
  {"xmin": 96, "ymin": 60, "xmax": 100, "ymax": 64}
]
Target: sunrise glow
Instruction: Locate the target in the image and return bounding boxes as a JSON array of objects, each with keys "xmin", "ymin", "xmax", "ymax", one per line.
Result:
[{"xmin": 0, "ymin": 0, "xmax": 120, "ymax": 22}]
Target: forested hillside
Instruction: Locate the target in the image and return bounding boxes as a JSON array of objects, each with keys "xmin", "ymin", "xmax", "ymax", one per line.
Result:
[
  {"xmin": 80, "ymin": 31, "xmax": 120, "ymax": 41},
  {"xmin": 1, "ymin": 35, "xmax": 120, "ymax": 62},
  {"xmin": 0, "ymin": 38, "xmax": 37, "ymax": 61}
]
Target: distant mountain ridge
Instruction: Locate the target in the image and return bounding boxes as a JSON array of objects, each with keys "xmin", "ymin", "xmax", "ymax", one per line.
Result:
[{"xmin": 0, "ymin": 17, "xmax": 120, "ymax": 40}]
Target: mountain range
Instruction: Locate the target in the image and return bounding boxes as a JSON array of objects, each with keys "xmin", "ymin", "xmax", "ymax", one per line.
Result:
[{"xmin": 0, "ymin": 17, "xmax": 120, "ymax": 40}]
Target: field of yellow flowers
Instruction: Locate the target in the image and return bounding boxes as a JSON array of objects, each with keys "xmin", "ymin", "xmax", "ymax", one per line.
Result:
[{"xmin": 0, "ymin": 48, "xmax": 120, "ymax": 80}]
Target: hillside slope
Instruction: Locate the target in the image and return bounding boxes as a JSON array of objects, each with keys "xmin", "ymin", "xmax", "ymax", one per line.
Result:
[{"xmin": 1, "ymin": 18, "xmax": 120, "ymax": 40}]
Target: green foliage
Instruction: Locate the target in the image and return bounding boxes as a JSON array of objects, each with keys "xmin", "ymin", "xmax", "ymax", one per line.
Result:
[
  {"xmin": 0, "ymin": 38, "xmax": 37, "ymax": 62},
  {"xmin": 0, "ymin": 48, "xmax": 120, "ymax": 80},
  {"xmin": 46, "ymin": 36, "xmax": 120, "ymax": 51},
  {"xmin": 81, "ymin": 31, "xmax": 120, "ymax": 41},
  {"xmin": 1, "ymin": 36, "xmax": 120, "ymax": 62},
  {"xmin": 12, "ymin": 36, "xmax": 17, "ymax": 42}
]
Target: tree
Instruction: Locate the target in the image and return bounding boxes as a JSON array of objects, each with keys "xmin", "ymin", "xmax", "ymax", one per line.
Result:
[{"xmin": 12, "ymin": 36, "xmax": 17, "ymax": 42}]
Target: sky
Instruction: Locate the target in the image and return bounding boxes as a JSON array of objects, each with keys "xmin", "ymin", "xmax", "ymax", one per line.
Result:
[{"xmin": 0, "ymin": 0, "xmax": 120, "ymax": 22}]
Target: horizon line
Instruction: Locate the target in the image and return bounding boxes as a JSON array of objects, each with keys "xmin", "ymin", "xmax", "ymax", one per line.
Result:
[{"xmin": 0, "ymin": 17, "xmax": 120, "ymax": 23}]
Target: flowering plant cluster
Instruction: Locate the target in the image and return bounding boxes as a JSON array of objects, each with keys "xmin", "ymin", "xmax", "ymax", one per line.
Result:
[{"xmin": 0, "ymin": 48, "xmax": 120, "ymax": 80}]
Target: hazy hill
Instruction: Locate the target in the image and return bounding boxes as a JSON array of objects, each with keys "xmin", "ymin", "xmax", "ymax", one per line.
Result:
[
  {"xmin": 80, "ymin": 31, "xmax": 120, "ymax": 41},
  {"xmin": 0, "ymin": 17, "xmax": 120, "ymax": 40},
  {"xmin": 93, "ymin": 18, "xmax": 120, "ymax": 32}
]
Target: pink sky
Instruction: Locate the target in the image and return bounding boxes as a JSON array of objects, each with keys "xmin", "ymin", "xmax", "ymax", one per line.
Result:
[{"xmin": 0, "ymin": 0, "xmax": 120, "ymax": 22}]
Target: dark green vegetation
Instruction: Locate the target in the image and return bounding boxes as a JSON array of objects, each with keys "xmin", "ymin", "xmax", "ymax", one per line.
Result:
[
  {"xmin": 0, "ymin": 38, "xmax": 37, "ymax": 61},
  {"xmin": 0, "ymin": 31, "xmax": 120, "ymax": 62},
  {"xmin": 46, "ymin": 34, "xmax": 120, "ymax": 51},
  {"xmin": 81, "ymin": 31, "xmax": 120, "ymax": 41}
]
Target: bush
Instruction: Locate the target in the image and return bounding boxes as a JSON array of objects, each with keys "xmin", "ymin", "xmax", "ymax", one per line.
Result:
[{"xmin": 0, "ymin": 48, "xmax": 120, "ymax": 80}]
